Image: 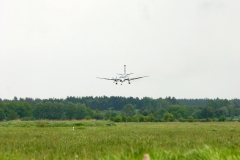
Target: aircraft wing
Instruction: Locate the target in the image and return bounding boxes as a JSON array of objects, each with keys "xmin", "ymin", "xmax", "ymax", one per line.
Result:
[
  {"xmin": 97, "ymin": 77, "xmax": 116, "ymax": 80},
  {"xmin": 129, "ymin": 76, "xmax": 148, "ymax": 80}
]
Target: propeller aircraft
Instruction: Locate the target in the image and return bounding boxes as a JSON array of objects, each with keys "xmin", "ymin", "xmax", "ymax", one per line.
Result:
[{"xmin": 97, "ymin": 65, "xmax": 148, "ymax": 85}]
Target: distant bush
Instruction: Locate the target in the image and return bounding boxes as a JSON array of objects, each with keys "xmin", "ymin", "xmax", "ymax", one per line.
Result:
[
  {"xmin": 85, "ymin": 116, "xmax": 91, "ymax": 120},
  {"xmin": 126, "ymin": 116, "xmax": 132, "ymax": 122},
  {"xmin": 113, "ymin": 115, "xmax": 122, "ymax": 122},
  {"xmin": 139, "ymin": 115, "xmax": 145, "ymax": 122},
  {"xmin": 219, "ymin": 115, "xmax": 226, "ymax": 122},
  {"xmin": 121, "ymin": 115, "xmax": 126, "ymax": 122},
  {"xmin": 188, "ymin": 116, "xmax": 195, "ymax": 122},
  {"xmin": 206, "ymin": 118, "xmax": 212, "ymax": 122},
  {"xmin": 93, "ymin": 113, "xmax": 104, "ymax": 120},
  {"xmin": 179, "ymin": 117, "xmax": 186, "ymax": 122},
  {"xmin": 212, "ymin": 118, "xmax": 218, "ymax": 122},
  {"xmin": 146, "ymin": 114, "xmax": 155, "ymax": 122},
  {"xmin": 162, "ymin": 112, "xmax": 174, "ymax": 122}
]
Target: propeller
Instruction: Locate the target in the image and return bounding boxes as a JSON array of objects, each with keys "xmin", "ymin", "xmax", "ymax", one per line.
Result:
[{"xmin": 113, "ymin": 76, "xmax": 118, "ymax": 84}]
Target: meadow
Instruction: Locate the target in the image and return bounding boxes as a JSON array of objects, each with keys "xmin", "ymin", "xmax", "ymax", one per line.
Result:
[{"xmin": 0, "ymin": 120, "xmax": 240, "ymax": 160}]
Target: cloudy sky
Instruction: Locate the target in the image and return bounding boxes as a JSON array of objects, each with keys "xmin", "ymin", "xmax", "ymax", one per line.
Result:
[{"xmin": 0, "ymin": 0, "xmax": 239, "ymax": 100}]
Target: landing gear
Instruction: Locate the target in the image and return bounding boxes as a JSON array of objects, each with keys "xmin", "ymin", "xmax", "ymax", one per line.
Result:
[{"xmin": 116, "ymin": 83, "xmax": 117, "ymax": 85}]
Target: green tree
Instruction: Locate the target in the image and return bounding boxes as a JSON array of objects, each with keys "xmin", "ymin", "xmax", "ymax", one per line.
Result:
[
  {"xmin": 113, "ymin": 115, "xmax": 122, "ymax": 122},
  {"xmin": 201, "ymin": 107, "xmax": 215, "ymax": 118},
  {"xmin": 93, "ymin": 111, "xmax": 104, "ymax": 120},
  {"xmin": 126, "ymin": 116, "xmax": 132, "ymax": 122},
  {"xmin": 219, "ymin": 107, "xmax": 228, "ymax": 116},
  {"xmin": 105, "ymin": 111, "xmax": 112, "ymax": 120},
  {"xmin": 0, "ymin": 109, "xmax": 5, "ymax": 121},
  {"xmin": 132, "ymin": 113, "xmax": 141, "ymax": 122},
  {"xmin": 86, "ymin": 107, "xmax": 94, "ymax": 117},
  {"xmin": 162, "ymin": 112, "xmax": 174, "ymax": 122},
  {"xmin": 85, "ymin": 116, "xmax": 91, "ymax": 120},
  {"xmin": 21, "ymin": 102, "xmax": 32, "ymax": 118},
  {"xmin": 8, "ymin": 110, "xmax": 18, "ymax": 120},
  {"xmin": 139, "ymin": 114, "xmax": 145, "ymax": 122},
  {"xmin": 14, "ymin": 96, "xmax": 18, "ymax": 101},
  {"xmin": 122, "ymin": 104, "xmax": 135, "ymax": 117},
  {"xmin": 188, "ymin": 116, "xmax": 195, "ymax": 122},
  {"xmin": 166, "ymin": 96, "xmax": 178, "ymax": 105},
  {"xmin": 104, "ymin": 108, "xmax": 116, "ymax": 120},
  {"xmin": 42, "ymin": 102, "xmax": 64, "ymax": 120},
  {"xmin": 33, "ymin": 103, "xmax": 46, "ymax": 119},
  {"xmin": 192, "ymin": 109, "xmax": 202, "ymax": 119},
  {"xmin": 75, "ymin": 103, "xmax": 88, "ymax": 120},
  {"xmin": 179, "ymin": 117, "xmax": 186, "ymax": 122},
  {"xmin": 140, "ymin": 97, "xmax": 154, "ymax": 115},
  {"xmin": 227, "ymin": 105, "xmax": 235, "ymax": 117},
  {"xmin": 65, "ymin": 102, "xmax": 76, "ymax": 120},
  {"xmin": 147, "ymin": 113, "xmax": 155, "ymax": 122},
  {"xmin": 176, "ymin": 106, "xmax": 189, "ymax": 119},
  {"xmin": 219, "ymin": 115, "xmax": 226, "ymax": 122},
  {"xmin": 153, "ymin": 108, "xmax": 166, "ymax": 120},
  {"xmin": 121, "ymin": 115, "xmax": 127, "ymax": 122}
]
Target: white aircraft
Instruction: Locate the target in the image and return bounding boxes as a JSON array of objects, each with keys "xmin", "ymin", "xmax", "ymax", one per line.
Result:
[{"xmin": 97, "ymin": 65, "xmax": 148, "ymax": 85}]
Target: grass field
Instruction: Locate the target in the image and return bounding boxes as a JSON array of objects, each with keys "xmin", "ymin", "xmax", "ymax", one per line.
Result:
[{"xmin": 0, "ymin": 120, "xmax": 240, "ymax": 160}]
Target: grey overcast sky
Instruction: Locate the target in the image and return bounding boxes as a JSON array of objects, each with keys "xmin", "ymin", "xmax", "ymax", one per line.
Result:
[{"xmin": 0, "ymin": 0, "xmax": 239, "ymax": 100}]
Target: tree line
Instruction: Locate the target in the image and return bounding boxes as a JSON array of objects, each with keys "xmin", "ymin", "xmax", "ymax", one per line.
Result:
[{"xmin": 0, "ymin": 96, "xmax": 240, "ymax": 122}]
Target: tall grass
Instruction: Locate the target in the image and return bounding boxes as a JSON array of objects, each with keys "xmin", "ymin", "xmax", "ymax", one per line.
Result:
[
  {"xmin": 0, "ymin": 121, "xmax": 239, "ymax": 159},
  {"xmin": 0, "ymin": 120, "xmax": 114, "ymax": 127}
]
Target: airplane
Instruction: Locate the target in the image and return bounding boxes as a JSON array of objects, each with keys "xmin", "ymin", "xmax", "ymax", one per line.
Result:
[{"xmin": 97, "ymin": 65, "xmax": 148, "ymax": 85}]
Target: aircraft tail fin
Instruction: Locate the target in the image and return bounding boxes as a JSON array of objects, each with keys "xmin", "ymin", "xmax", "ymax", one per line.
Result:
[{"xmin": 124, "ymin": 65, "xmax": 126, "ymax": 74}]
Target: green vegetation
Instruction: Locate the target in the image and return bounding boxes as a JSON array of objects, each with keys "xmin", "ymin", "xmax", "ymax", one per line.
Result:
[
  {"xmin": 1, "ymin": 97, "xmax": 240, "ymax": 122},
  {"xmin": 1, "ymin": 97, "xmax": 239, "ymax": 159},
  {"xmin": 0, "ymin": 121, "xmax": 240, "ymax": 159}
]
